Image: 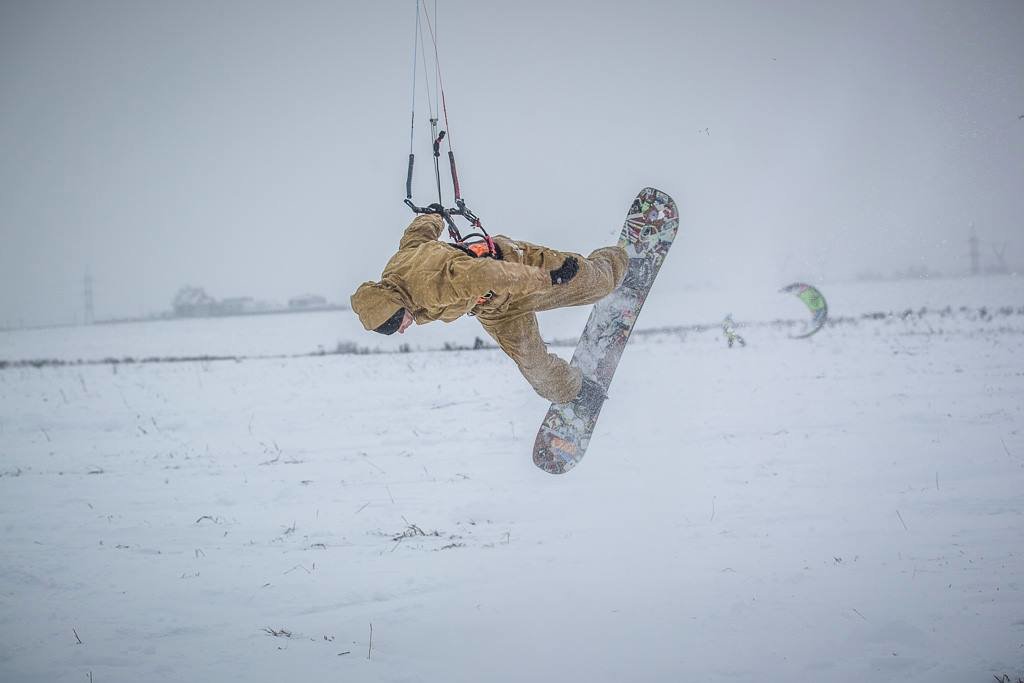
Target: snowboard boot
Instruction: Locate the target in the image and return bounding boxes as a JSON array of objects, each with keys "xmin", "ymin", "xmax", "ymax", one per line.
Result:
[
  {"xmin": 563, "ymin": 375, "xmax": 605, "ymax": 426},
  {"xmin": 578, "ymin": 375, "xmax": 607, "ymax": 403}
]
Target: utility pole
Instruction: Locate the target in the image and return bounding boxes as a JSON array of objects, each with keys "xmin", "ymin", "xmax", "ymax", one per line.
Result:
[
  {"xmin": 83, "ymin": 270, "xmax": 94, "ymax": 324},
  {"xmin": 992, "ymin": 243, "xmax": 1008, "ymax": 274},
  {"xmin": 968, "ymin": 225, "xmax": 980, "ymax": 276}
]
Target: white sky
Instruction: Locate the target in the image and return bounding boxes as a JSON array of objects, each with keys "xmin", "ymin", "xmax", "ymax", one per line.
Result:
[{"xmin": 1, "ymin": 0, "xmax": 1022, "ymax": 327}]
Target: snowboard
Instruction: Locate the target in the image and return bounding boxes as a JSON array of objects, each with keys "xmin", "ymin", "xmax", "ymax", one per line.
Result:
[{"xmin": 533, "ymin": 187, "xmax": 679, "ymax": 474}]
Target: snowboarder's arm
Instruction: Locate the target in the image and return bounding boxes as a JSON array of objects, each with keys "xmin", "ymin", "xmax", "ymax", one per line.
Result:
[
  {"xmin": 447, "ymin": 258, "xmax": 550, "ymax": 302},
  {"xmin": 399, "ymin": 214, "xmax": 443, "ymax": 250}
]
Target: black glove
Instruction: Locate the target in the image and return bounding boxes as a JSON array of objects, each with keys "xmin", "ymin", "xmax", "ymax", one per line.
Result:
[
  {"xmin": 425, "ymin": 203, "xmax": 446, "ymax": 214},
  {"xmin": 550, "ymin": 256, "xmax": 579, "ymax": 285}
]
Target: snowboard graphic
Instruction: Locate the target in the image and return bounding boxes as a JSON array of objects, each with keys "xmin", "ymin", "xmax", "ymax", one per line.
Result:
[{"xmin": 533, "ymin": 187, "xmax": 678, "ymax": 474}]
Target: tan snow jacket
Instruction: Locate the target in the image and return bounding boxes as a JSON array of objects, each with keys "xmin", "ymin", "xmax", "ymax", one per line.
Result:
[{"xmin": 350, "ymin": 214, "xmax": 552, "ymax": 331}]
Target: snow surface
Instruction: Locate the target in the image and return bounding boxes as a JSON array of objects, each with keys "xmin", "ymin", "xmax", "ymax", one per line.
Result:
[
  {"xmin": 2, "ymin": 274, "xmax": 1020, "ymax": 361},
  {"xmin": 1, "ymin": 275, "xmax": 1023, "ymax": 682}
]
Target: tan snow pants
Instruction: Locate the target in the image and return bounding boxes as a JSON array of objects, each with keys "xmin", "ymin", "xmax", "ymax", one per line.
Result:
[{"xmin": 474, "ymin": 237, "xmax": 629, "ymax": 404}]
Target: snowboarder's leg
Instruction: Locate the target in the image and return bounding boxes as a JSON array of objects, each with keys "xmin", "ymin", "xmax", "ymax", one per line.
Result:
[
  {"xmin": 494, "ymin": 236, "xmax": 628, "ymax": 314},
  {"xmin": 493, "ymin": 237, "xmax": 572, "ymax": 273},
  {"xmin": 477, "ymin": 311, "xmax": 582, "ymax": 404},
  {"xmin": 561, "ymin": 246, "xmax": 630, "ymax": 307}
]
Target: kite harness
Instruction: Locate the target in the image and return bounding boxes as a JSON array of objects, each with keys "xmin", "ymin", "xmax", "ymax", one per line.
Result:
[{"xmin": 403, "ymin": 0, "xmax": 497, "ymax": 259}]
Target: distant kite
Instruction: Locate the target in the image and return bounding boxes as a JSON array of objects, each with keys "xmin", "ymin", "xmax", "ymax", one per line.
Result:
[{"xmin": 780, "ymin": 282, "xmax": 828, "ymax": 338}]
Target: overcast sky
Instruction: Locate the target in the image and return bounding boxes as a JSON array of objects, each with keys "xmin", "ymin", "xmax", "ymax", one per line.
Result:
[{"xmin": 1, "ymin": 0, "xmax": 1022, "ymax": 327}]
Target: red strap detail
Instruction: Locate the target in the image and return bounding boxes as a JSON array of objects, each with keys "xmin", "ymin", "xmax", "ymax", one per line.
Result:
[{"xmin": 466, "ymin": 242, "xmax": 489, "ymax": 258}]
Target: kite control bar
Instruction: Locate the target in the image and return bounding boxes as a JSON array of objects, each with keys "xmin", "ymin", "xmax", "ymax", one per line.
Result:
[
  {"xmin": 404, "ymin": 198, "xmax": 479, "ymax": 223},
  {"xmin": 404, "ymin": 197, "xmax": 460, "ymax": 240},
  {"xmin": 404, "ymin": 124, "xmax": 481, "ymax": 244},
  {"xmin": 403, "ymin": 2, "xmax": 497, "ymax": 255},
  {"xmin": 403, "ymin": 198, "xmax": 492, "ymax": 255},
  {"xmin": 404, "ymin": 108, "xmax": 482, "ymax": 245}
]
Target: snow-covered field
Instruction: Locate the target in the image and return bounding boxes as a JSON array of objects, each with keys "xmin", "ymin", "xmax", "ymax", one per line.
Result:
[
  {"xmin": 1, "ymin": 275, "xmax": 1023, "ymax": 682},
  {"xmin": 3, "ymin": 274, "xmax": 1021, "ymax": 362}
]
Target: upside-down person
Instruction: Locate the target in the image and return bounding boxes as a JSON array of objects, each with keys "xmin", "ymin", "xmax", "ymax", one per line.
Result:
[{"xmin": 350, "ymin": 209, "xmax": 628, "ymax": 405}]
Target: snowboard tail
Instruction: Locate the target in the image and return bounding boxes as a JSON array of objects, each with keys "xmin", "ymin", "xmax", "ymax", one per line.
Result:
[{"xmin": 533, "ymin": 187, "xmax": 678, "ymax": 474}]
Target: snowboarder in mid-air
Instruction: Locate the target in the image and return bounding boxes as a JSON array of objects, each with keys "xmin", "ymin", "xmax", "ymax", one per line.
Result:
[{"xmin": 351, "ymin": 211, "xmax": 628, "ymax": 404}]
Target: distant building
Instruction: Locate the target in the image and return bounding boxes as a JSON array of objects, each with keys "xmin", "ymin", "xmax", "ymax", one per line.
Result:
[
  {"xmin": 171, "ymin": 286, "xmax": 333, "ymax": 318},
  {"xmin": 172, "ymin": 286, "xmax": 217, "ymax": 317},
  {"xmin": 218, "ymin": 297, "xmax": 259, "ymax": 314},
  {"xmin": 288, "ymin": 294, "xmax": 328, "ymax": 309}
]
